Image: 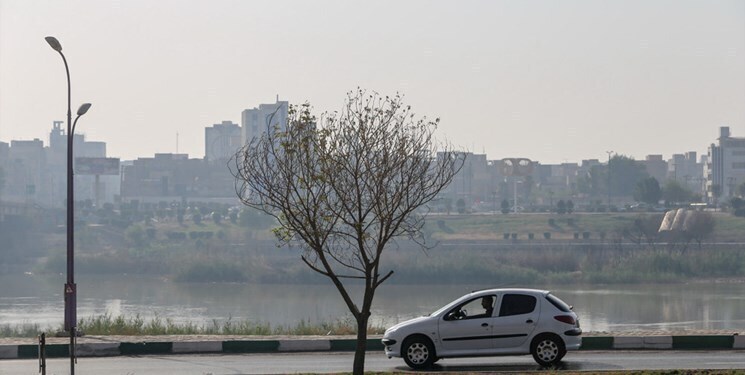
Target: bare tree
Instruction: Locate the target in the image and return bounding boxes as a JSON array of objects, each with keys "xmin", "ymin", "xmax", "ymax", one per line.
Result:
[
  {"xmin": 658, "ymin": 209, "xmax": 716, "ymax": 252},
  {"xmin": 623, "ymin": 214, "xmax": 664, "ymax": 250},
  {"xmin": 231, "ymin": 90, "xmax": 464, "ymax": 374},
  {"xmin": 683, "ymin": 211, "xmax": 716, "ymax": 250}
]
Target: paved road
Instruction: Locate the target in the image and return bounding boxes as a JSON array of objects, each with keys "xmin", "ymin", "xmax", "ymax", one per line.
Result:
[{"xmin": 4, "ymin": 351, "xmax": 745, "ymax": 374}]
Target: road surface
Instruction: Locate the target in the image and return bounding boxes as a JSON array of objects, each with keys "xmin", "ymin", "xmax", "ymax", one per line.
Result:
[{"xmin": 4, "ymin": 350, "xmax": 745, "ymax": 374}]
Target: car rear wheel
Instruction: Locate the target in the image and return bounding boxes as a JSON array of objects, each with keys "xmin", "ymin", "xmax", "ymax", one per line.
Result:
[
  {"xmin": 530, "ymin": 334, "xmax": 566, "ymax": 367},
  {"xmin": 402, "ymin": 335, "xmax": 436, "ymax": 370}
]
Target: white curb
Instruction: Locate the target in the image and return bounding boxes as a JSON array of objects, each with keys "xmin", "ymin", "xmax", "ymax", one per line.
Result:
[
  {"xmin": 613, "ymin": 336, "xmax": 643, "ymax": 349},
  {"xmin": 173, "ymin": 341, "xmax": 223, "ymax": 353},
  {"xmin": 278, "ymin": 339, "xmax": 331, "ymax": 352},
  {"xmin": 643, "ymin": 336, "xmax": 673, "ymax": 349},
  {"xmin": 734, "ymin": 335, "xmax": 745, "ymax": 349}
]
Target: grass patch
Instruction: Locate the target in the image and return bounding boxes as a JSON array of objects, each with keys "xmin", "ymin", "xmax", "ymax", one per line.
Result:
[{"xmin": 0, "ymin": 322, "xmax": 44, "ymax": 337}]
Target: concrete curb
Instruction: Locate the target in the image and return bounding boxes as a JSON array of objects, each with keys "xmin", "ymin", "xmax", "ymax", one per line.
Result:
[
  {"xmin": 0, "ymin": 335, "xmax": 742, "ymax": 360},
  {"xmin": 734, "ymin": 335, "xmax": 745, "ymax": 349},
  {"xmin": 581, "ymin": 335, "xmax": 741, "ymax": 351},
  {"xmin": 612, "ymin": 336, "xmax": 673, "ymax": 350},
  {"xmin": 172, "ymin": 341, "xmax": 223, "ymax": 354},
  {"xmin": 0, "ymin": 338, "xmax": 384, "ymax": 359}
]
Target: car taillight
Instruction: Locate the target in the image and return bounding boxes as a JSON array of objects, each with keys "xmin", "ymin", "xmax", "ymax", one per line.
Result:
[{"xmin": 554, "ymin": 315, "xmax": 576, "ymax": 325}]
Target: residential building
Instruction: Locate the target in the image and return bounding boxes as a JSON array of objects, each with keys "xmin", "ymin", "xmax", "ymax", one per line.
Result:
[
  {"xmin": 120, "ymin": 153, "xmax": 236, "ymax": 204},
  {"xmin": 241, "ymin": 98, "xmax": 288, "ymax": 145},
  {"xmin": 0, "ymin": 122, "xmax": 118, "ymax": 208},
  {"xmin": 205, "ymin": 121, "xmax": 242, "ymax": 161},
  {"xmin": 47, "ymin": 121, "xmax": 117, "ymax": 207},
  {"xmin": 705, "ymin": 126, "xmax": 745, "ymax": 202},
  {"xmin": 667, "ymin": 152, "xmax": 704, "ymax": 195},
  {"xmin": 4, "ymin": 139, "xmax": 46, "ymax": 205},
  {"xmin": 641, "ymin": 155, "xmax": 668, "ymax": 184}
]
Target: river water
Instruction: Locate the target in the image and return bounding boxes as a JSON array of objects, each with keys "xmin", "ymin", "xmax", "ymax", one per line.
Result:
[{"xmin": 2, "ymin": 273, "xmax": 745, "ymax": 333}]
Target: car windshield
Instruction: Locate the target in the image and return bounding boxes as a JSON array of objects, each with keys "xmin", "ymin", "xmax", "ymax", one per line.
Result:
[{"xmin": 429, "ymin": 295, "xmax": 472, "ymax": 317}]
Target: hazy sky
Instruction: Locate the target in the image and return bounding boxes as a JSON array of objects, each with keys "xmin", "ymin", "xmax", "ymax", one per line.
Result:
[{"xmin": 1, "ymin": 0, "xmax": 743, "ymax": 164}]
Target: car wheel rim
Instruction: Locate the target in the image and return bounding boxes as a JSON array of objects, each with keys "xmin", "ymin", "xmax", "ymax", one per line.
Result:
[
  {"xmin": 406, "ymin": 342, "xmax": 429, "ymax": 364},
  {"xmin": 536, "ymin": 339, "xmax": 558, "ymax": 362}
]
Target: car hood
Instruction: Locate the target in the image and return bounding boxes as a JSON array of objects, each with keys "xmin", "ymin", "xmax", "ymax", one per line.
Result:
[{"xmin": 385, "ymin": 315, "xmax": 433, "ymax": 335}]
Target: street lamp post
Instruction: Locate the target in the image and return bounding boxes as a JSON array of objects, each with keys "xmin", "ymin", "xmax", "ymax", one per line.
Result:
[{"xmin": 45, "ymin": 36, "xmax": 91, "ymax": 375}]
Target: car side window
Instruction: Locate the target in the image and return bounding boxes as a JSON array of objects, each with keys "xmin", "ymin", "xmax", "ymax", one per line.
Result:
[
  {"xmin": 445, "ymin": 295, "xmax": 496, "ymax": 320},
  {"xmin": 498, "ymin": 294, "xmax": 536, "ymax": 317}
]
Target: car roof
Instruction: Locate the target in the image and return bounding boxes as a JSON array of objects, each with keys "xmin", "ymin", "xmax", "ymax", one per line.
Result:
[
  {"xmin": 468, "ymin": 288, "xmax": 550, "ymax": 296},
  {"xmin": 428, "ymin": 288, "xmax": 555, "ymax": 318}
]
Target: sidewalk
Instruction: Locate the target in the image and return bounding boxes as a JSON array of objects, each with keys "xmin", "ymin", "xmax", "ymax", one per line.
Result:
[{"xmin": 1, "ymin": 331, "xmax": 744, "ymax": 360}]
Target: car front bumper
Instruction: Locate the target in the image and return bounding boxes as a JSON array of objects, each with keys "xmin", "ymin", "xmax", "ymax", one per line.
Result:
[{"xmin": 382, "ymin": 337, "xmax": 401, "ymax": 358}]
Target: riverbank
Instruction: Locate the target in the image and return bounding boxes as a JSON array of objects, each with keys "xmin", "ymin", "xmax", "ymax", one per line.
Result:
[
  {"xmin": 10, "ymin": 211, "xmax": 742, "ymax": 284},
  {"xmin": 1, "ymin": 331, "xmax": 745, "ymax": 360}
]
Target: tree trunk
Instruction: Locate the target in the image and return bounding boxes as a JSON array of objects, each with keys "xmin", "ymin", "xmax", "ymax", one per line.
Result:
[{"xmin": 352, "ymin": 314, "xmax": 369, "ymax": 375}]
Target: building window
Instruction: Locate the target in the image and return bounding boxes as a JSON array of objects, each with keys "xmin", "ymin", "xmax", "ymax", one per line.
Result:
[{"xmin": 732, "ymin": 162, "xmax": 745, "ymax": 169}]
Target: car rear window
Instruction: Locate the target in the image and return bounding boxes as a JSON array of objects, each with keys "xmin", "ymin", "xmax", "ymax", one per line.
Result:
[{"xmin": 545, "ymin": 293, "xmax": 572, "ymax": 312}]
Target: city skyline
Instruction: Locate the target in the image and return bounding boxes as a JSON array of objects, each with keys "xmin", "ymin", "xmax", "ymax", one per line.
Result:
[
  {"xmin": 0, "ymin": 114, "xmax": 729, "ymax": 165},
  {"xmin": 1, "ymin": 0, "xmax": 744, "ymax": 164}
]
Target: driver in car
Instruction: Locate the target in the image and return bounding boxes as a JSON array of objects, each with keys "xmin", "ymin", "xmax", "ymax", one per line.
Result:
[{"xmin": 469, "ymin": 295, "xmax": 494, "ymax": 319}]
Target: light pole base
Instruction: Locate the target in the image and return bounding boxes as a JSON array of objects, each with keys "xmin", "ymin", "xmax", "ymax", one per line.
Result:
[{"xmin": 64, "ymin": 282, "xmax": 77, "ymax": 332}]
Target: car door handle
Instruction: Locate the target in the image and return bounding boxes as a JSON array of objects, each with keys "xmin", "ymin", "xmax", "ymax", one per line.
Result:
[
  {"xmin": 481, "ymin": 323, "xmax": 489, "ymax": 327},
  {"xmin": 526, "ymin": 319, "xmax": 534, "ymax": 324}
]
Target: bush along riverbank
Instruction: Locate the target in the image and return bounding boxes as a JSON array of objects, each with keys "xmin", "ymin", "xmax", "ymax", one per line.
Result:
[
  {"xmin": 3, "ymin": 211, "xmax": 738, "ymax": 285},
  {"xmin": 32, "ymin": 241, "xmax": 745, "ymax": 285}
]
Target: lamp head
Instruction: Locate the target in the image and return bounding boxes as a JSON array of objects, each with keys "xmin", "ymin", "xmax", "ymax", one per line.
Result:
[
  {"xmin": 45, "ymin": 36, "xmax": 62, "ymax": 52},
  {"xmin": 77, "ymin": 103, "xmax": 92, "ymax": 116}
]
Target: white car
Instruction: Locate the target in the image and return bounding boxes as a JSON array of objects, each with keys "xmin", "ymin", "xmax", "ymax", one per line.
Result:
[{"xmin": 381, "ymin": 288, "xmax": 582, "ymax": 369}]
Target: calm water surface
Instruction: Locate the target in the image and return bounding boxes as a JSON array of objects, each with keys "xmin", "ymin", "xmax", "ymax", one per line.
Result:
[{"xmin": 2, "ymin": 273, "xmax": 745, "ymax": 332}]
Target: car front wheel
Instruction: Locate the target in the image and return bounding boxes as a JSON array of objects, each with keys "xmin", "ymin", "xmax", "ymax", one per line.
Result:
[
  {"xmin": 402, "ymin": 335, "xmax": 436, "ymax": 370},
  {"xmin": 530, "ymin": 334, "xmax": 566, "ymax": 367}
]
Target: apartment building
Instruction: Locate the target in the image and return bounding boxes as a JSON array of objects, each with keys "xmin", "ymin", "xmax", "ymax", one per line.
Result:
[
  {"xmin": 241, "ymin": 99, "xmax": 288, "ymax": 145},
  {"xmin": 205, "ymin": 120, "xmax": 242, "ymax": 162},
  {"xmin": 706, "ymin": 126, "xmax": 745, "ymax": 202}
]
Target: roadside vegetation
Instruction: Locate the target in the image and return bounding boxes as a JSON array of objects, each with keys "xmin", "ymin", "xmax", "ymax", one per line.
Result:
[{"xmin": 0, "ymin": 314, "xmax": 386, "ymax": 338}]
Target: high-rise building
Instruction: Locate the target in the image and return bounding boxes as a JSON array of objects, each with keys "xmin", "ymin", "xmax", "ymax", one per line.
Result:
[
  {"xmin": 705, "ymin": 127, "xmax": 745, "ymax": 203},
  {"xmin": 241, "ymin": 99, "xmax": 288, "ymax": 145},
  {"xmin": 205, "ymin": 121, "xmax": 241, "ymax": 161}
]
